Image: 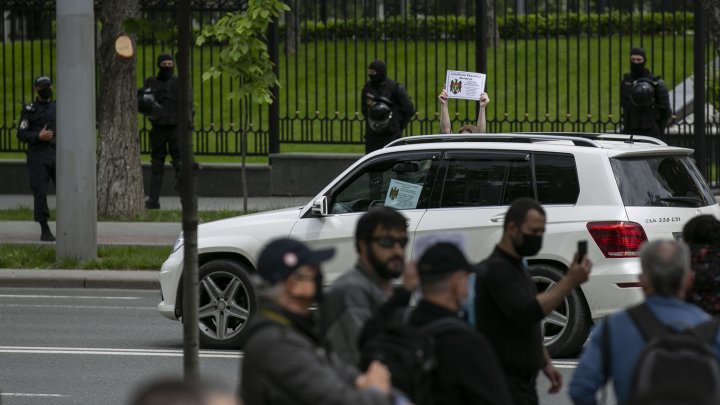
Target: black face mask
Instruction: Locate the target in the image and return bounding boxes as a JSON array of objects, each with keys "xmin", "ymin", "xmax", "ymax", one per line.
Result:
[
  {"xmin": 157, "ymin": 66, "xmax": 173, "ymax": 81},
  {"xmin": 314, "ymin": 272, "xmax": 324, "ymax": 303},
  {"xmin": 37, "ymin": 88, "xmax": 52, "ymax": 101},
  {"xmin": 512, "ymin": 233, "xmax": 543, "ymax": 257},
  {"xmin": 630, "ymin": 62, "xmax": 645, "ymax": 77},
  {"xmin": 369, "ymin": 73, "xmax": 385, "ymax": 85}
]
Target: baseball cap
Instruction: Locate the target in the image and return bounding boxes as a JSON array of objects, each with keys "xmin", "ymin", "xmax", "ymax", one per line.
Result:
[
  {"xmin": 34, "ymin": 76, "xmax": 51, "ymax": 88},
  {"xmin": 418, "ymin": 242, "xmax": 471, "ymax": 275},
  {"xmin": 256, "ymin": 238, "xmax": 335, "ymax": 284}
]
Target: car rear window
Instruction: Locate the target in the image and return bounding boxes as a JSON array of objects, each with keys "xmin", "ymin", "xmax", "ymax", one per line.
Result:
[
  {"xmin": 535, "ymin": 153, "xmax": 580, "ymax": 204},
  {"xmin": 610, "ymin": 155, "xmax": 715, "ymax": 207}
]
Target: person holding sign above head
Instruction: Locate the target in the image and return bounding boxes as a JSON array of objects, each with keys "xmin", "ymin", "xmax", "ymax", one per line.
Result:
[{"xmin": 439, "ymin": 70, "xmax": 490, "ymax": 134}]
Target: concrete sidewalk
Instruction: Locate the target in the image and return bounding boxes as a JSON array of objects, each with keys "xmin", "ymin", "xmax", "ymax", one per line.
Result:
[{"xmin": 0, "ymin": 194, "xmax": 313, "ymax": 289}]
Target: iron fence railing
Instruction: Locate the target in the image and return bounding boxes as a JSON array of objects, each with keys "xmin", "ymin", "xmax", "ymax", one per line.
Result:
[{"xmin": 0, "ymin": 0, "xmax": 718, "ymax": 183}]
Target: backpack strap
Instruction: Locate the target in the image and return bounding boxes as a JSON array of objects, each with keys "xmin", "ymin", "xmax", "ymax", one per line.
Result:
[
  {"xmin": 627, "ymin": 303, "xmax": 667, "ymax": 342},
  {"xmin": 692, "ymin": 317, "xmax": 720, "ymax": 345},
  {"xmin": 420, "ymin": 317, "xmax": 468, "ymax": 336},
  {"xmin": 601, "ymin": 318, "xmax": 612, "ymax": 383}
]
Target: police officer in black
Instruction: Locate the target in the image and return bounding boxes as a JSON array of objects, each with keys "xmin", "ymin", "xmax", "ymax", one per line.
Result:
[
  {"xmin": 143, "ymin": 53, "xmax": 181, "ymax": 209},
  {"xmin": 361, "ymin": 60, "xmax": 415, "ymax": 154},
  {"xmin": 620, "ymin": 47, "xmax": 671, "ymax": 137},
  {"xmin": 17, "ymin": 75, "xmax": 56, "ymax": 242}
]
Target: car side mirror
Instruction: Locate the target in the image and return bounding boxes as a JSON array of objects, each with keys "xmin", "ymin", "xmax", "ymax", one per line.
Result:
[{"xmin": 312, "ymin": 196, "xmax": 328, "ymax": 217}]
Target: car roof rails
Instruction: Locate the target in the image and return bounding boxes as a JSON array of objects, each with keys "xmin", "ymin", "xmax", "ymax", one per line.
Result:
[
  {"xmin": 517, "ymin": 132, "xmax": 667, "ymax": 146},
  {"xmin": 385, "ymin": 133, "xmax": 603, "ymax": 148}
]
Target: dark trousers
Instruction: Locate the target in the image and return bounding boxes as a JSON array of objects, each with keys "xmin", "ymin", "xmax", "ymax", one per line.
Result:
[
  {"xmin": 26, "ymin": 149, "xmax": 56, "ymax": 223},
  {"xmin": 504, "ymin": 369, "xmax": 539, "ymax": 405},
  {"xmin": 622, "ymin": 126, "xmax": 659, "ymax": 137},
  {"xmin": 148, "ymin": 124, "xmax": 180, "ymax": 203},
  {"xmin": 365, "ymin": 132, "xmax": 400, "ymax": 154}
]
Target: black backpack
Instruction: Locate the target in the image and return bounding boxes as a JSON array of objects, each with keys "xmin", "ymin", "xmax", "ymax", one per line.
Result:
[
  {"xmin": 623, "ymin": 304, "xmax": 720, "ymax": 405},
  {"xmin": 359, "ymin": 310, "xmax": 467, "ymax": 405}
]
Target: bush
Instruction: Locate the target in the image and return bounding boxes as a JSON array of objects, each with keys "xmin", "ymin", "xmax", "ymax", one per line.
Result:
[{"xmin": 281, "ymin": 12, "xmax": 693, "ymax": 42}]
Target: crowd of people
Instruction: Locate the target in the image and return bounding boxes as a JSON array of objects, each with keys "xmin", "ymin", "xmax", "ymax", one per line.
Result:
[{"xmin": 229, "ymin": 203, "xmax": 720, "ymax": 405}]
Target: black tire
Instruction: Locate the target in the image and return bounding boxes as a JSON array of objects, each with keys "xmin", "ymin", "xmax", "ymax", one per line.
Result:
[
  {"xmin": 529, "ymin": 264, "xmax": 591, "ymax": 357},
  {"xmin": 195, "ymin": 259, "xmax": 257, "ymax": 350}
]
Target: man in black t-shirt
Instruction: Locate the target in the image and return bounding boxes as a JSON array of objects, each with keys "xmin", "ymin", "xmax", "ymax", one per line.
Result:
[{"xmin": 474, "ymin": 198, "xmax": 592, "ymax": 405}]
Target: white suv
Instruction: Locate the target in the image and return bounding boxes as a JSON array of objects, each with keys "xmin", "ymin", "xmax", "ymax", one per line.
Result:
[{"xmin": 158, "ymin": 133, "xmax": 720, "ymax": 356}]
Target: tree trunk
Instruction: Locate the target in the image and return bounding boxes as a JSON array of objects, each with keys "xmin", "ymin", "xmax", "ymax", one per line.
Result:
[
  {"xmin": 700, "ymin": 0, "xmax": 720, "ymax": 58},
  {"xmin": 96, "ymin": 0, "xmax": 143, "ymax": 217},
  {"xmin": 486, "ymin": 0, "xmax": 500, "ymax": 48},
  {"xmin": 285, "ymin": 0, "xmax": 300, "ymax": 56}
]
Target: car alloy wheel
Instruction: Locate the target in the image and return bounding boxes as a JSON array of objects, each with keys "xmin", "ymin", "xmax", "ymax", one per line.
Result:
[
  {"xmin": 534, "ymin": 275, "xmax": 570, "ymax": 346},
  {"xmin": 197, "ymin": 259, "xmax": 257, "ymax": 349}
]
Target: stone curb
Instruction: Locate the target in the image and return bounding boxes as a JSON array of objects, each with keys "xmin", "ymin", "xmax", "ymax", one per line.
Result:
[{"xmin": 0, "ymin": 269, "xmax": 159, "ymax": 290}]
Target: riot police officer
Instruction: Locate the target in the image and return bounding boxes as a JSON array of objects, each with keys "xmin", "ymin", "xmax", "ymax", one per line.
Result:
[
  {"xmin": 620, "ymin": 47, "xmax": 671, "ymax": 137},
  {"xmin": 17, "ymin": 75, "xmax": 56, "ymax": 241},
  {"xmin": 361, "ymin": 60, "xmax": 415, "ymax": 154},
  {"xmin": 142, "ymin": 53, "xmax": 181, "ymax": 209}
]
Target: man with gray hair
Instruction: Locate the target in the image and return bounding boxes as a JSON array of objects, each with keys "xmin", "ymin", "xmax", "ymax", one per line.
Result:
[{"xmin": 570, "ymin": 240, "xmax": 720, "ymax": 405}]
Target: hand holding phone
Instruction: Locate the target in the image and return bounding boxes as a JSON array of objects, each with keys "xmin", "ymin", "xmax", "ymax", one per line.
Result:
[{"xmin": 576, "ymin": 240, "xmax": 588, "ymax": 264}]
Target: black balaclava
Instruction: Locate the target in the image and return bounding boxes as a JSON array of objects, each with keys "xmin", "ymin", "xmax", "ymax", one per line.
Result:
[
  {"xmin": 630, "ymin": 47, "xmax": 647, "ymax": 78},
  {"xmin": 157, "ymin": 53, "xmax": 174, "ymax": 81},
  {"xmin": 368, "ymin": 60, "xmax": 387, "ymax": 86}
]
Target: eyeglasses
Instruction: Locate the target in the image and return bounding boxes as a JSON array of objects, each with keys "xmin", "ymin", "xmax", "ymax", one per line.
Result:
[{"xmin": 372, "ymin": 236, "xmax": 409, "ymax": 249}]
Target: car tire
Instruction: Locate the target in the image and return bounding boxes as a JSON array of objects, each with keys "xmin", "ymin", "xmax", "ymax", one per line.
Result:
[
  {"xmin": 529, "ymin": 264, "xmax": 591, "ymax": 358},
  {"xmin": 195, "ymin": 259, "xmax": 257, "ymax": 350}
]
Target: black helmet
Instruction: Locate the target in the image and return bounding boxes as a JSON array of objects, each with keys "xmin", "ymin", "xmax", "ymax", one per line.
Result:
[
  {"xmin": 630, "ymin": 78, "xmax": 655, "ymax": 107},
  {"xmin": 368, "ymin": 97, "xmax": 394, "ymax": 132},
  {"xmin": 137, "ymin": 88, "xmax": 159, "ymax": 116}
]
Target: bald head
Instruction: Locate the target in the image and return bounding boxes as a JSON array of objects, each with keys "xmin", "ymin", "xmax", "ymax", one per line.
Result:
[{"xmin": 639, "ymin": 240, "xmax": 690, "ymax": 297}]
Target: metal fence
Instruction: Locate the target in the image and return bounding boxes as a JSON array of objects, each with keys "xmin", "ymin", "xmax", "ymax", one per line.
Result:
[{"xmin": 0, "ymin": 0, "xmax": 718, "ymax": 177}]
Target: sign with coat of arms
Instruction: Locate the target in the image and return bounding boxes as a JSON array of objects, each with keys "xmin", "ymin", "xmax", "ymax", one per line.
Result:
[{"xmin": 445, "ymin": 70, "xmax": 486, "ymax": 100}]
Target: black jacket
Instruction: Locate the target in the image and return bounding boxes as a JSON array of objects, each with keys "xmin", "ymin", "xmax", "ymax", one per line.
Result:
[
  {"xmin": 409, "ymin": 300, "xmax": 513, "ymax": 405},
  {"xmin": 361, "ymin": 79, "xmax": 415, "ymax": 137},
  {"xmin": 620, "ymin": 69, "xmax": 671, "ymax": 135},
  {"xmin": 361, "ymin": 295, "xmax": 513, "ymax": 405},
  {"xmin": 144, "ymin": 75, "xmax": 181, "ymax": 126},
  {"xmin": 17, "ymin": 99, "xmax": 56, "ymax": 150},
  {"xmin": 240, "ymin": 302, "xmax": 393, "ymax": 405}
]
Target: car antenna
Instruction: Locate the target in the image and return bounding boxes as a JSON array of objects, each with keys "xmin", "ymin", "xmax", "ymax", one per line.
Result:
[{"xmin": 625, "ymin": 134, "xmax": 635, "ymax": 144}]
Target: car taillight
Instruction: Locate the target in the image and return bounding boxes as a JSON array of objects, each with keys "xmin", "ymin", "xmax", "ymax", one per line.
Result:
[{"xmin": 586, "ymin": 221, "xmax": 648, "ymax": 258}]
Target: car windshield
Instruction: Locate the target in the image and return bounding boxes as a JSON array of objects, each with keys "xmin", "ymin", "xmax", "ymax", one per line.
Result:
[{"xmin": 610, "ymin": 155, "xmax": 715, "ymax": 207}]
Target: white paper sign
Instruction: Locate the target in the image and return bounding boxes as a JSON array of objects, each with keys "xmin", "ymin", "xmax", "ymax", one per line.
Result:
[
  {"xmin": 413, "ymin": 233, "xmax": 467, "ymax": 260},
  {"xmin": 384, "ymin": 179, "xmax": 422, "ymax": 210},
  {"xmin": 445, "ymin": 70, "xmax": 486, "ymax": 100}
]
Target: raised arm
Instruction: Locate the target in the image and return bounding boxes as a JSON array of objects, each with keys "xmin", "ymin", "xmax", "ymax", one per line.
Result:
[
  {"xmin": 438, "ymin": 86, "xmax": 451, "ymax": 134},
  {"xmin": 476, "ymin": 92, "xmax": 490, "ymax": 133}
]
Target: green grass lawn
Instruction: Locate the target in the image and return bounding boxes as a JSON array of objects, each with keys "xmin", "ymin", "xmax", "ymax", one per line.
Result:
[
  {"xmin": 0, "ymin": 35, "xmax": 697, "ymax": 159},
  {"xmin": 0, "ymin": 244, "xmax": 168, "ymax": 270},
  {"xmin": 0, "ymin": 207, "xmax": 253, "ymax": 222}
]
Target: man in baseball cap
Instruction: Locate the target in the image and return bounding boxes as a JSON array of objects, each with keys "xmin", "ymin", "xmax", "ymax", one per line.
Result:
[{"xmin": 240, "ymin": 238, "xmax": 402, "ymax": 405}]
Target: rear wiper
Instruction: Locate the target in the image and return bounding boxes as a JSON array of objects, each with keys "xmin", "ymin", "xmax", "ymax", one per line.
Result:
[{"xmin": 660, "ymin": 196, "xmax": 701, "ymax": 207}]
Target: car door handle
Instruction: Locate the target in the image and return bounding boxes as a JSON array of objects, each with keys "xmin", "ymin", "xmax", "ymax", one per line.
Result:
[{"xmin": 490, "ymin": 214, "xmax": 505, "ymax": 223}]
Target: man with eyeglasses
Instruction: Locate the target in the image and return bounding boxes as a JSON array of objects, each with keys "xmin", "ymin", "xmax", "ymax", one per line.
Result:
[{"xmin": 322, "ymin": 206, "xmax": 419, "ymax": 367}]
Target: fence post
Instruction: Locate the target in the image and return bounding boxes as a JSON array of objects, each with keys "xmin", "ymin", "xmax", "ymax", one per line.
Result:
[
  {"xmin": 476, "ymin": 0, "xmax": 487, "ymax": 74},
  {"xmin": 268, "ymin": 18, "xmax": 280, "ymax": 155},
  {"xmin": 694, "ymin": 0, "xmax": 707, "ymax": 178}
]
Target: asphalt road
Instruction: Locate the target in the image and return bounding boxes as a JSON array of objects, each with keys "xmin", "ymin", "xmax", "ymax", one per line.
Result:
[
  {"xmin": 0, "ymin": 288, "xmax": 241, "ymax": 405},
  {"xmin": 0, "ymin": 287, "xmax": 603, "ymax": 405}
]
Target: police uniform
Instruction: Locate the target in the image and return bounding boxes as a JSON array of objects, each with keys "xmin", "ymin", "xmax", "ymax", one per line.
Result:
[
  {"xmin": 620, "ymin": 71, "xmax": 671, "ymax": 137},
  {"xmin": 17, "ymin": 98, "xmax": 56, "ymax": 225},
  {"xmin": 143, "ymin": 54, "xmax": 182, "ymax": 209},
  {"xmin": 361, "ymin": 60, "xmax": 415, "ymax": 154}
]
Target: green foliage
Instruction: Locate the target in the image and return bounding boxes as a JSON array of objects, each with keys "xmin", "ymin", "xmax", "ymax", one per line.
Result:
[
  {"xmin": 197, "ymin": 0, "xmax": 289, "ymax": 104},
  {"xmin": 291, "ymin": 12, "xmax": 694, "ymax": 41},
  {"xmin": 0, "ymin": 244, "xmax": 168, "ymax": 270}
]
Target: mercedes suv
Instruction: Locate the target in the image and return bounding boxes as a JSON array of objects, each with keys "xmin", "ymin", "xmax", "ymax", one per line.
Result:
[{"xmin": 158, "ymin": 133, "xmax": 720, "ymax": 356}]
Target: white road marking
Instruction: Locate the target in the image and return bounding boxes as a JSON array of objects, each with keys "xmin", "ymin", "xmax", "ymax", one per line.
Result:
[
  {"xmin": 553, "ymin": 360, "xmax": 579, "ymax": 369},
  {"xmin": 0, "ymin": 304, "xmax": 154, "ymax": 310},
  {"xmin": 0, "ymin": 294, "xmax": 140, "ymax": 300},
  {"xmin": 0, "ymin": 346, "xmax": 243, "ymax": 359},
  {"xmin": 1, "ymin": 393, "xmax": 67, "ymax": 397}
]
